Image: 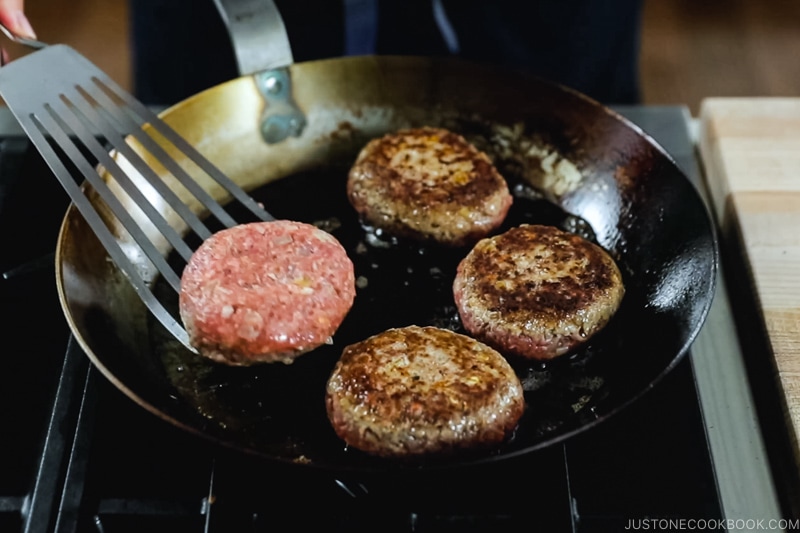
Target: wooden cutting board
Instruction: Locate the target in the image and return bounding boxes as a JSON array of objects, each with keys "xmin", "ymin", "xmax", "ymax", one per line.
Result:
[{"xmin": 699, "ymin": 97, "xmax": 800, "ymax": 467}]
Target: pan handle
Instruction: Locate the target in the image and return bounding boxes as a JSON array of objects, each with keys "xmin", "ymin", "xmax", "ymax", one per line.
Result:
[
  {"xmin": 212, "ymin": 0, "xmax": 294, "ymax": 75},
  {"xmin": 213, "ymin": 0, "xmax": 305, "ymax": 144}
]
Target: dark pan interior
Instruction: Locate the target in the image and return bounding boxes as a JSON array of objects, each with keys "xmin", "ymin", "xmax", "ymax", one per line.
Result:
[
  {"xmin": 58, "ymin": 56, "xmax": 718, "ymax": 475},
  {"xmin": 149, "ymin": 159, "xmax": 715, "ymax": 474}
]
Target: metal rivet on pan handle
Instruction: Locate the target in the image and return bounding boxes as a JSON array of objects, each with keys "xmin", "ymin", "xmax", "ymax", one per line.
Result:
[{"xmin": 256, "ymin": 68, "xmax": 306, "ymax": 144}]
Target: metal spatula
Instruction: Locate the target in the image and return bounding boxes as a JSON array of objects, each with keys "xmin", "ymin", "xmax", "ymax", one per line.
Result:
[{"xmin": 0, "ymin": 42, "xmax": 274, "ymax": 352}]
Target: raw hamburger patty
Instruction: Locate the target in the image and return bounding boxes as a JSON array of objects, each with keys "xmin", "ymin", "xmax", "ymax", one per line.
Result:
[
  {"xmin": 346, "ymin": 127, "xmax": 513, "ymax": 246},
  {"xmin": 325, "ymin": 325, "xmax": 525, "ymax": 458},
  {"xmin": 453, "ymin": 224, "xmax": 625, "ymax": 360},
  {"xmin": 179, "ymin": 220, "xmax": 356, "ymax": 365}
]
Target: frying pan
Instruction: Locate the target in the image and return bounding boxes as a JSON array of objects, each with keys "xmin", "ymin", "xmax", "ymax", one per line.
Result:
[{"xmin": 55, "ymin": 0, "xmax": 717, "ymax": 473}]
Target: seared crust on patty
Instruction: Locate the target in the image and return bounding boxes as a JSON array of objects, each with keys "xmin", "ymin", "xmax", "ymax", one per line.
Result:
[
  {"xmin": 179, "ymin": 220, "xmax": 356, "ymax": 365},
  {"xmin": 453, "ymin": 224, "xmax": 625, "ymax": 360},
  {"xmin": 347, "ymin": 127, "xmax": 512, "ymax": 246},
  {"xmin": 325, "ymin": 325, "xmax": 525, "ymax": 458}
]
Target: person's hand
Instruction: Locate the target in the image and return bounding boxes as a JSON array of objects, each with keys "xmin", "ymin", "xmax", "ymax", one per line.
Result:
[{"xmin": 0, "ymin": 0, "xmax": 34, "ymax": 39}]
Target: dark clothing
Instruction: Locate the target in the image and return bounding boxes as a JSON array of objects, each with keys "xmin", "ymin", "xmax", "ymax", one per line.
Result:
[
  {"xmin": 131, "ymin": 0, "xmax": 643, "ymax": 106},
  {"xmin": 437, "ymin": 0, "xmax": 644, "ymax": 105},
  {"xmin": 131, "ymin": 0, "xmax": 239, "ymax": 106},
  {"xmin": 131, "ymin": 0, "xmax": 345, "ymax": 105}
]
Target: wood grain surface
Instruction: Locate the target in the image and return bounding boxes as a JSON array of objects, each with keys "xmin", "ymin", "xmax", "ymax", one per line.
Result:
[{"xmin": 699, "ymin": 97, "xmax": 800, "ymax": 468}]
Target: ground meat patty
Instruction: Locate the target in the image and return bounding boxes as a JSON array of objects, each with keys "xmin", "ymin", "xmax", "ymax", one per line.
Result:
[
  {"xmin": 325, "ymin": 325, "xmax": 525, "ymax": 458},
  {"xmin": 347, "ymin": 127, "xmax": 513, "ymax": 246},
  {"xmin": 453, "ymin": 224, "xmax": 625, "ymax": 360},
  {"xmin": 179, "ymin": 220, "xmax": 356, "ymax": 365}
]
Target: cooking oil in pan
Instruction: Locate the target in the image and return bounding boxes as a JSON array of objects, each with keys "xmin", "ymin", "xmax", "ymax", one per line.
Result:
[{"xmin": 149, "ymin": 165, "xmax": 620, "ymax": 463}]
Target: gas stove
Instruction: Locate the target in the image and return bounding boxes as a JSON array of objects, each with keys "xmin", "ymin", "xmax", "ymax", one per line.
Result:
[{"xmin": 0, "ymin": 106, "xmax": 785, "ymax": 532}]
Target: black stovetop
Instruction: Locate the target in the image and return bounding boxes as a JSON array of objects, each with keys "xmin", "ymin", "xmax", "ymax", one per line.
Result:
[{"xmin": 0, "ymin": 112, "xmax": 721, "ymax": 533}]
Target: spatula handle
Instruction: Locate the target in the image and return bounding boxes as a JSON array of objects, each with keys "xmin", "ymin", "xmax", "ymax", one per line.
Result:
[{"xmin": 0, "ymin": 20, "xmax": 48, "ymax": 61}]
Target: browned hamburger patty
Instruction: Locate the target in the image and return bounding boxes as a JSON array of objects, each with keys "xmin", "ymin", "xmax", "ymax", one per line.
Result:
[
  {"xmin": 179, "ymin": 220, "xmax": 356, "ymax": 365},
  {"xmin": 325, "ymin": 325, "xmax": 525, "ymax": 458},
  {"xmin": 346, "ymin": 127, "xmax": 513, "ymax": 246},
  {"xmin": 453, "ymin": 224, "xmax": 625, "ymax": 360}
]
